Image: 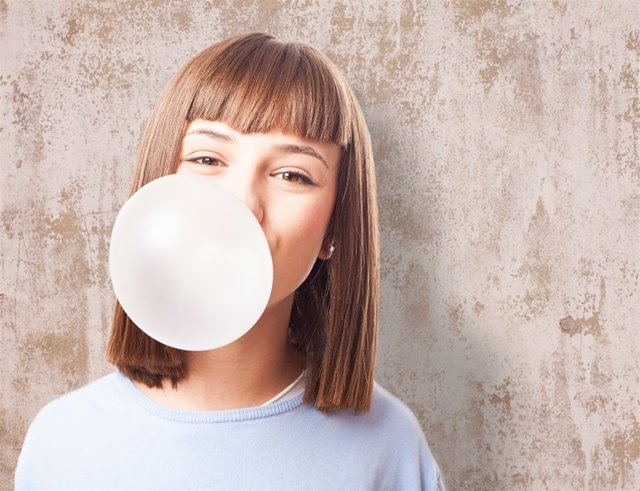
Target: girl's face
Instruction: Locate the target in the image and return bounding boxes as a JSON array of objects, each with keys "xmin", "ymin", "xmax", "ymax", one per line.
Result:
[{"xmin": 176, "ymin": 119, "xmax": 340, "ymax": 309}]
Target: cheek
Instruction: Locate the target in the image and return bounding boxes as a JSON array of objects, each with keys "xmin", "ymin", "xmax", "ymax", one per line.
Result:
[
  {"xmin": 267, "ymin": 200, "xmax": 334, "ymax": 298},
  {"xmin": 296, "ymin": 206, "xmax": 332, "ymax": 241},
  {"xmin": 274, "ymin": 206, "xmax": 331, "ymax": 261}
]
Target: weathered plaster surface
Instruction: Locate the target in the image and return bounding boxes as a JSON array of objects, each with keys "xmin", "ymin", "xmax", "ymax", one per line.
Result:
[{"xmin": 1, "ymin": 1, "xmax": 638, "ymax": 489}]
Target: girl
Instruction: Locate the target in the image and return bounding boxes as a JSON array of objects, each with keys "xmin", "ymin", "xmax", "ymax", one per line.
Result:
[{"xmin": 16, "ymin": 32, "xmax": 444, "ymax": 490}]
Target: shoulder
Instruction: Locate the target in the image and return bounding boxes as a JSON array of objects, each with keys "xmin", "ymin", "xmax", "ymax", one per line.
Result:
[
  {"xmin": 323, "ymin": 382, "xmax": 426, "ymax": 440},
  {"xmin": 28, "ymin": 372, "xmax": 122, "ymax": 426},
  {"xmin": 302, "ymin": 382, "xmax": 444, "ymax": 489},
  {"xmin": 369, "ymin": 382, "xmax": 424, "ymax": 430},
  {"xmin": 17, "ymin": 373, "xmax": 124, "ymax": 459},
  {"xmin": 15, "ymin": 372, "xmax": 124, "ymax": 488},
  {"xmin": 303, "ymin": 382, "xmax": 431, "ymax": 457}
]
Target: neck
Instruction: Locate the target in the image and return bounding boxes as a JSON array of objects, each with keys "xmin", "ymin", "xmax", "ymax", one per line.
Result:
[{"xmin": 135, "ymin": 295, "xmax": 304, "ymax": 411}]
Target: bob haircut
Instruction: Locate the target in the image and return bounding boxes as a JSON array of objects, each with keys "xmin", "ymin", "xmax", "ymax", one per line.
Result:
[{"xmin": 107, "ymin": 33, "xmax": 379, "ymax": 413}]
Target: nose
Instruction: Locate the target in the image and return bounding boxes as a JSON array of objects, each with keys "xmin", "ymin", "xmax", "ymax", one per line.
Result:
[{"xmin": 218, "ymin": 174, "xmax": 264, "ymax": 224}]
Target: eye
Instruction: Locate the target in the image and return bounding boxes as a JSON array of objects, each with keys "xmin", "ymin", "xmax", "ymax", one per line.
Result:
[
  {"xmin": 186, "ymin": 156, "xmax": 224, "ymax": 166},
  {"xmin": 275, "ymin": 170, "xmax": 314, "ymax": 185}
]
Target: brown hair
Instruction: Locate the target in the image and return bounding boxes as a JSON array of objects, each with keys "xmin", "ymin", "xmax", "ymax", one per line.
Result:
[{"xmin": 106, "ymin": 33, "xmax": 379, "ymax": 412}]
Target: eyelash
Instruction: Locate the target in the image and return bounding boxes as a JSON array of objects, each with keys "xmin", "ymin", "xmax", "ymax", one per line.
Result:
[
  {"xmin": 188, "ymin": 156, "xmax": 222, "ymax": 166},
  {"xmin": 277, "ymin": 170, "xmax": 314, "ymax": 185},
  {"xmin": 185, "ymin": 157, "xmax": 314, "ymax": 186}
]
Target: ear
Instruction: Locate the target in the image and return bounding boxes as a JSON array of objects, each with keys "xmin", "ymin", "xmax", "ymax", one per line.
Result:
[
  {"xmin": 318, "ymin": 239, "xmax": 335, "ymax": 260},
  {"xmin": 319, "ymin": 214, "xmax": 337, "ymax": 260}
]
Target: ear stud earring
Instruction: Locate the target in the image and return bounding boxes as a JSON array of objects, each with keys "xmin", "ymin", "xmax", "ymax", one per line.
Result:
[{"xmin": 329, "ymin": 244, "xmax": 335, "ymax": 256}]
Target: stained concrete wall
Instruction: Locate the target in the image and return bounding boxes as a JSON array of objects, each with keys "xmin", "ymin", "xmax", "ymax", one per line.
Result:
[{"xmin": 1, "ymin": 0, "xmax": 638, "ymax": 489}]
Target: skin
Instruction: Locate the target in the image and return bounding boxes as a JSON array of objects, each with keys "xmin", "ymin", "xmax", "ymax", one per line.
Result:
[{"xmin": 135, "ymin": 119, "xmax": 340, "ymax": 410}]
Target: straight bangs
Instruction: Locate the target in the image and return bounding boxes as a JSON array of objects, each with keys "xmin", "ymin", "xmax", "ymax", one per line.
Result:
[{"xmin": 186, "ymin": 37, "xmax": 352, "ymax": 146}]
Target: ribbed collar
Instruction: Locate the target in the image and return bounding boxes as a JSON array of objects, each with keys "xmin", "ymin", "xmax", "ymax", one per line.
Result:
[{"xmin": 115, "ymin": 372, "xmax": 306, "ymax": 424}]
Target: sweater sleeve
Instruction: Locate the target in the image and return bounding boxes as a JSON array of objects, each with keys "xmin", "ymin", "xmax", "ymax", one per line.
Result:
[
  {"xmin": 418, "ymin": 436, "xmax": 446, "ymax": 491},
  {"xmin": 374, "ymin": 391, "xmax": 445, "ymax": 490},
  {"xmin": 14, "ymin": 413, "xmax": 39, "ymax": 490},
  {"xmin": 391, "ymin": 427, "xmax": 445, "ymax": 491},
  {"xmin": 14, "ymin": 395, "xmax": 74, "ymax": 490}
]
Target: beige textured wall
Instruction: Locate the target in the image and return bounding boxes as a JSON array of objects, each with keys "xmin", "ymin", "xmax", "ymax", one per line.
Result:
[{"xmin": 1, "ymin": 0, "xmax": 638, "ymax": 489}]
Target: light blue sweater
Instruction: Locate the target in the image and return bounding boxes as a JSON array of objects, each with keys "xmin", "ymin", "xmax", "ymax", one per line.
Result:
[{"xmin": 16, "ymin": 372, "xmax": 444, "ymax": 490}]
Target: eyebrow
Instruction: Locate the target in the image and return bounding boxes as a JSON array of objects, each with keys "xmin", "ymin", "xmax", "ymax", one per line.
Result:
[
  {"xmin": 184, "ymin": 129, "xmax": 328, "ymax": 168},
  {"xmin": 273, "ymin": 143, "xmax": 328, "ymax": 168},
  {"xmin": 185, "ymin": 129, "xmax": 235, "ymax": 143}
]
